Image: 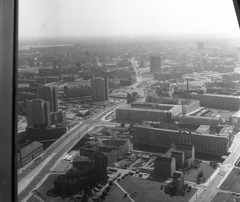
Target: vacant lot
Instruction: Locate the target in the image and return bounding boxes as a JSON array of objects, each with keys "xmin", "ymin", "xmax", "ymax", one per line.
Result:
[
  {"xmin": 118, "ymin": 176, "xmax": 196, "ymax": 202},
  {"xmin": 211, "ymin": 192, "xmax": 236, "ymax": 202},
  {"xmin": 184, "ymin": 161, "xmax": 216, "ymax": 183},
  {"xmin": 220, "ymin": 167, "xmax": 240, "ymax": 192}
]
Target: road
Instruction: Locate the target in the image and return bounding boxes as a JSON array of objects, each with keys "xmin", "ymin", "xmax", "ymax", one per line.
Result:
[
  {"xmin": 18, "ymin": 102, "xmax": 124, "ymax": 201},
  {"xmin": 191, "ymin": 132, "xmax": 240, "ymax": 202},
  {"xmin": 130, "ymin": 57, "xmax": 139, "ymax": 76}
]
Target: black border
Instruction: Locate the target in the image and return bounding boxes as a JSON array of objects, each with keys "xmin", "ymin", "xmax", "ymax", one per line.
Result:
[{"xmin": 0, "ymin": 1, "xmax": 240, "ymax": 202}]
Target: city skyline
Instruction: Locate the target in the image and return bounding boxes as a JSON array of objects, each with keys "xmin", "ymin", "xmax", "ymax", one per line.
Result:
[{"xmin": 19, "ymin": 0, "xmax": 240, "ymax": 40}]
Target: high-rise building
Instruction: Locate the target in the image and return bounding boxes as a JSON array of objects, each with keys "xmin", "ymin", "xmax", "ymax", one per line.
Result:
[
  {"xmin": 37, "ymin": 85, "xmax": 58, "ymax": 112},
  {"xmin": 150, "ymin": 56, "xmax": 161, "ymax": 72},
  {"xmin": 26, "ymin": 99, "xmax": 50, "ymax": 128},
  {"xmin": 197, "ymin": 42, "xmax": 204, "ymax": 52},
  {"xmin": 91, "ymin": 77, "xmax": 109, "ymax": 101}
]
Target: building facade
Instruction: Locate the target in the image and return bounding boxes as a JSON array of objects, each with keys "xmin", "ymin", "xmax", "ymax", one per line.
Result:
[
  {"xmin": 115, "ymin": 107, "xmax": 172, "ymax": 123},
  {"xmin": 133, "ymin": 125, "xmax": 232, "ymax": 156},
  {"xmin": 26, "ymin": 99, "xmax": 51, "ymax": 128},
  {"xmin": 154, "ymin": 155, "xmax": 176, "ymax": 178},
  {"xmin": 54, "ymin": 152, "xmax": 108, "ymax": 195},
  {"xmin": 91, "ymin": 77, "xmax": 109, "ymax": 101},
  {"xmin": 190, "ymin": 93, "xmax": 240, "ymax": 110},
  {"xmin": 37, "ymin": 85, "xmax": 58, "ymax": 112},
  {"xmin": 172, "ymin": 171, "xmax": 185, "ymax": 191},
  {"xmin": 150, "ymin": 56, "xmax": 161, "ymax": 72}
]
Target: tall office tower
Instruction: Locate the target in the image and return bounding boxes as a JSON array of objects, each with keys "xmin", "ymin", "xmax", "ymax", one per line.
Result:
[
  {"xmin": 197, "ymin": 42, "xmax": 204, "ymax": 52},
  {"xmin": 91, "ymin": 77, "xmax": 109, "ymax": 101},
  {"xmin": 26, "ymin": 99, "xmax": 51, "ymax": 128},
  {"xmin": 37, "ymin": 85, "xmax": 58, "ymax": 112},
  {"xmin": 150, "ymin": 56, "xmax": 161, "ymax": 72}
]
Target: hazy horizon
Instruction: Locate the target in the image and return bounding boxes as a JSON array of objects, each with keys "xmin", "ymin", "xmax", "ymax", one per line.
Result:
[{"xmin": 19, "ymin": 0, "xmax": 240, "ymax": 43}]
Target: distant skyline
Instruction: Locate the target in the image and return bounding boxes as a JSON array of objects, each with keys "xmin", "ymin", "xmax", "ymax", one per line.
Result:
[{"xmin": 19, "ymin": 0, "xmax": 240, "ymax": 41}]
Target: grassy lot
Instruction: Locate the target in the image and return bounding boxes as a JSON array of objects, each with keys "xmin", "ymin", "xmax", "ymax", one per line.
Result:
[
  {"xmin": 104, "ymin": 185, "xmax": 129, "ymax": 202},
  {"xmin": 211, "ymin": 192, "xmax": 236, "ymax": 202},
  {"xmin": 118, "ymin": 176, "xmax": 197, "ymax": 202},
  {"xmin": 220, "ymin": 167, "xmax": 240, "ymax": 192},
  {"xmin": 184, "ymin": 161, "xmax": 216, "ymax": 183}
]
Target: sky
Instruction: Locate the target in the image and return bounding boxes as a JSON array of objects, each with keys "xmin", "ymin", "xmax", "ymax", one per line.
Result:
[{"xmin": 19, "ymin": 0, "xmax": 240, "ymax": 40}]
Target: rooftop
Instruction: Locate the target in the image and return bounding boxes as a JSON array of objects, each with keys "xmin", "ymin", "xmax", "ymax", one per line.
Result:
[
  {"xmin": 19, "ymin": 141, "xmax": 42, "ymax": 158},
  {"xmin": 195, "ymin": 125, "xmax": 210, "ymax": 134},
  {"xmin": 231, "ymin": 110, "xmax": 240, "ymax": 118}
]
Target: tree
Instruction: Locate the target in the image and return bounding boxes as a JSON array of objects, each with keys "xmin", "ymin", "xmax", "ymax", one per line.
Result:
[
  {"xmin": 108, "ymin": 180, "xmax": 113, "ymax": 186},
  {"xmin": 102, "ymin": 190, "xmax": 107, "ymax": 198},
  {"xmin": 197, "ymin": 170, "xmax": 203, "ymax": 178},
  {"xmin": 106, "ymin": 186, "xmax": 111, "ymax": 192}
]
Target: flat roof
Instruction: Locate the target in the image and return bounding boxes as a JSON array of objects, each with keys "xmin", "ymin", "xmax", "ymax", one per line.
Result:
[
  {"xmin": 195, "ymin": 125, "xmax": 210, "ymax": 134},
  {"xmin": 118, "ymin": 104, "xmax": 170, "ymax": 112},
  {"xmin": 134, "ymin": 125, "xmax": 229, "ymax": 139},
  {"xmin": 231, "ymin": 110, "xmax": 240, "ymax": 118}
]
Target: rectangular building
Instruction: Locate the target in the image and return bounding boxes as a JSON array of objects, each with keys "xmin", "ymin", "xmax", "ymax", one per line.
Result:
[
  {"xmin": 150, "ymin": 56, "xmax": 161, "ymax": 73},
  {"xmin": 91, "ymin": 77, "xmax": 109, "ymax": 101},
  {"xmin": 154, "ymin": 155, "xmax": 176, "ymax": 178},
  {"xmin": 115, "ymin": 107, "xmax": 172, "ymax": 123},
  {"xmin": 26, "ymin": 99, "xmax": 50, "ymax": 128},
  {"xmin": 133, "ymin": 125, "xmax": 232, "ymax": 156},
  {"xmin": 37, "ymin": 85, "xmax": 58, "ymax": 112},
  {"xmin": 191, "ymin": 93, "xmax": 240, "ymax": 110}
]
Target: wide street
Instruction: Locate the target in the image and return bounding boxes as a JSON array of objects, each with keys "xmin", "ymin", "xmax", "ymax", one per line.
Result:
[
  {"xmin": 18, "ymin": 101, "xmax": 124, "ymax": 202},
  {"xmin": 191, "ymin": 132, "xmax": 240, "ymax": 202}
]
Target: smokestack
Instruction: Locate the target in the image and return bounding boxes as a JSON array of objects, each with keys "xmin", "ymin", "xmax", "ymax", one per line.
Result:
[{"xmin": 187, "ymin": 77, "xmax": 189, "ymax": 92}]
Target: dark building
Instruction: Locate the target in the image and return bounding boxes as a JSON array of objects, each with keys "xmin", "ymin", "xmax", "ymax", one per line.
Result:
[
  {"xmin": 37, "ymin": 85, "xmax": 58, "ymax": 112},
  {"xmin": 17, "ymin": 141, "xmax": 43, "ymax": 169},
  {"xmin": 172, "ymin": 171, "xmax": 185, "ymax": 191},
  {"xmin": 18, "ymin": 92, "xmax": 36, "ymax": 101},
  {"xmin": 64, "ymin": 86, "xmax": 91, "ymax": 98},
  {"xmin": 54, "ymin": 152, "xmax": 108, "ymax": 195},
  {"xmin": 91, "ymin": 77, "xmax": 109, "ymax": 101},
  {"xmin": 26, "ymin": 99, "xmax": 51, "ymax": 128},
  {"xmin": 154, "ymin": 155, "xmax": 176, "ymax": 178},
  {"xmin": 150, "ymin": 56, "xmax": 161, "ymax": 73}
]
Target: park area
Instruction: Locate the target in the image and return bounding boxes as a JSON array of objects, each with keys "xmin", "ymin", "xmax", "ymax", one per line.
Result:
[
  {"xmin": 184, "ymin": 161, "xmax": 216, "ymax": 183},
  {"xmin": 220, "ymin": 167, "xmax": 240, "ymax": 192},
  {"xmin": 116, "ymin": 176, "xmax": 197, "ymax": 202}
]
